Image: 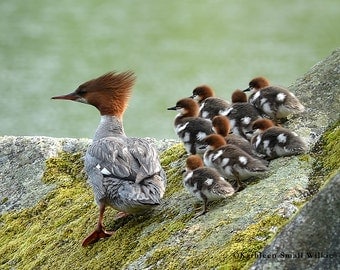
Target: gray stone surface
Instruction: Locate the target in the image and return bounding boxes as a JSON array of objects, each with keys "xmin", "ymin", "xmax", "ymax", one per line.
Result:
[
  {"xmin": 286, "ymin": 48, "xmax": 340, "ymax": 146},
  {"xmin": 251, "ymin": 174, "xmax": 340, "ymax": 270},
  {"xmin": 0, "ymin": 49, "xmax": 339, "ymax": 269},
  {"xmin": 0, "ymin": 136, "xmax": 176, "ymax": 214},
  {"xmin": 250, "ymin": 48, "xmax": 340, "ymax": 269},
  {"xmin": 0, "ymin": 136, "xmax": 90, "ymax": 214}
]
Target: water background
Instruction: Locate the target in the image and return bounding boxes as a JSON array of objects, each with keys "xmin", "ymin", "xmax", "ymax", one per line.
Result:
[{"xmin": 1, "ymin": 0, "xmax": 339, "ymax": 140}]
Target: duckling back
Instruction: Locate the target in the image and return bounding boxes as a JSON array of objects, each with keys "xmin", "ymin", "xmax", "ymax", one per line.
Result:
[
  {"xmin": 249, "ymin": 86, "xmax": 305, "ymax": 120},
  {"xmin": 251, "ymin": 126, "xmax": 307, "ymax": 160}
]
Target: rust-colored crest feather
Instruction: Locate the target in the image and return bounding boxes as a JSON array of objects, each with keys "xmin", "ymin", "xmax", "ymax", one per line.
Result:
[{"xmin": 80, "ymin": 71, "xmax": 136, "ymax": 117}]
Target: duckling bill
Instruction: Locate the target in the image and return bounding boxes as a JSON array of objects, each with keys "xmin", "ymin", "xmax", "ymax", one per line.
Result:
[
  {"xmin": 243, "ymin": 76, "xmax": 305, "ymax": 123},
  {"xmin": 168, "ymin": 98, "xmax": 214, "ymax": 155}
]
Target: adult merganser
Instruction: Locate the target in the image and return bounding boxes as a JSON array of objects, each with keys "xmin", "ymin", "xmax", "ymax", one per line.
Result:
[
  {"xmin": 167, "ymin": 98, "xmax": 214, "ymax": 155},
  {"xmin": 220, "ymin": 89, "xmax": 262, "ymax": 139},
  {"xmin": 183, "ymin": 155, "xmax": 234, "ymax": 217},
  {"xmin": 203, "ymin": 134, "xmax": 268, "ymax": 191},
  {"xmin": 250, "ymin": 119, "xmax": 307, "ymax": 160},
  {"xmin": 212, "ymin": 116, "xmax": 268, "ymax": 166},
  {"xmin": 243, "ymin": 76, "xmax": 305, "ymax": 123},
  {"xmin": 190, "ymin": 85, "xmax": 230, "ymax": 120},
  {"xmin": 52, "ymin": 71, "xmax": 166, "ymax": 246}
]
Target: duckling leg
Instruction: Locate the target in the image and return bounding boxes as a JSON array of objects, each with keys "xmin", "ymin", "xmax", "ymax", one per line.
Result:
[
  {"xmin": 234, "ymin": 173, "xmax": 245, "ymax": 192},
  {"xmin": 82, "ymin": 203, "xmax": 114, "ymax": 247},
  {"xmin": 194, "ymin": 195, "xmax": 208, "ymax": 218}
]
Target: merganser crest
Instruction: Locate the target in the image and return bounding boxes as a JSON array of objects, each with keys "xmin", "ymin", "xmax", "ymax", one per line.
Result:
[{"xmin": 52, "ymin": 71, "xmax": 166, "ymax": 247}]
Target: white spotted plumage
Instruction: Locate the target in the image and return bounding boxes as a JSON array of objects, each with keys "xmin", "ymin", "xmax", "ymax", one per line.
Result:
[
  {"xmin": 184, "ymin": 155, "xmax": 235, "ymax": 216},
  {"xmin": 251, "ymin": 120, "xmax": 307, "ymax": 160},
  {"xmin": 245, "ymin": 77, "xmax": 305, "ymax": 122}
]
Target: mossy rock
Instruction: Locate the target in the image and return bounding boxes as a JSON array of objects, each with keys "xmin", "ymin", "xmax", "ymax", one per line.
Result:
[{"xmin": 0, "ymin": 49, "xmax": 339, "ymax": 269}]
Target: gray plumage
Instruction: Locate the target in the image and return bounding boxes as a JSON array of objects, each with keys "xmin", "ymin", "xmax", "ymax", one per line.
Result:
[
  {"xmin": 251, "ymin": 126, "xmax": 307, "ymax": 160},
  {"xmin": 174, "ymin": 117, "xmax": 214, "ymax": 155},
  {"xmin": 168, "ymin": 98, "xmax": 214, "ymax": 155},
  {"xmin": 248, "ymin": 86, "xmax": 305, "ymax": 121},
  {"xmin": 203, "ymin": 134, "xmax": 269, "ymax": 191},
  {"xmin": 220, "ymin": 103, "xmax": 262, "ymax": 139},
  {"xmin": 85, "ymin": 116, "xmax": 166, "ymax": 213},
  {"xmin": 183, "ymin": 155, "xmax": 234, "ymax": 217},
  {"xmin": 199, "ymin": 97, "xmax": 231, "ymax": 120}
]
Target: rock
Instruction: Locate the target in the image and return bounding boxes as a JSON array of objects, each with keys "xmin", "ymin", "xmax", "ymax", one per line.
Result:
[
  {"xmin": 251, "ymin": 173, "xmax": 340, "ymax": 270},
  {"xmin": 0, "ymin": 136, "xmax": 176, "ymax": 214},
  {"xmin": 249, "ymin": 48, "xmax": 340, "ymax": 269},
  {"xmin": 0, "ymin": 49, "xmax": 339, "ymax": 269},
  {"xmin": 0, "ymin": 136, "xmax": 90, "ymax": 214},
  {"xmin": 286, "ymin": 48, "xmax": 340, "ymax": 147}
]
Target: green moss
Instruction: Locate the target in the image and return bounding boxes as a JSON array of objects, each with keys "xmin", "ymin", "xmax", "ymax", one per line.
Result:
[
  {"xmin": 145, "ymin": 246, "xmax": 181, "ymax": 268},
  {"xmin": 143, "ymin": 213, "xmax": 287, "ymax": 270},
  {"xmin": 1, "ymin": 125, "xmax": 337, "ymax": 269},
  {"xmin": 180, "ymin": 214, "xmax": 288, "ymax": 270},
  {"xmin": 218, "ymin": 214, "xmax": 287, "ymax": 269},
  {"xmin": 160, "ymin": 143, "xmax": 186, "ymax": 197},
  {"xmin": 0, "ymin": 151, "xmax": 94, "ymax": 269},
  {"xmin": 43, "ymin": 152, "xmax": 85, "ymax": 185},
  {"xmin": 309, "ymin": 121, "xmax": 340, "ymax": 195},
  {"xmin": 0, "ymin": 145, "xmax": 192, "ymax": 270}
]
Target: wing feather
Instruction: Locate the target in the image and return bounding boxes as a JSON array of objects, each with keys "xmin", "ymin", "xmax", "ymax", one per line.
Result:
[{"xmin": 85, "ymin": 136, "xmax": 162, "ymax": 184}]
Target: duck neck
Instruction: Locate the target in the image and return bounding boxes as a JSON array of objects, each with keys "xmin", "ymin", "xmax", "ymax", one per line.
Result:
[{"xmin": 93, "ymin": 115, "xmax": 125, "ymax": 141}]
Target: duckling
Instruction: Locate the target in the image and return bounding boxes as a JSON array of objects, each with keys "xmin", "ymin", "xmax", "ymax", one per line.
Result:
[
  {"xmin": 231, "ymin": 89, "xmax": 248, "ymax": 103},
  {"xmin": 250, "ymin": 119, "xmax": 307, "ymax": 160},
  {"xmin": 212, "ymin": 116, "xmax": 268, "ymax": 166},
  {"xmin": 52, "ymin": 71, "xmax": 166, "ymax": 246},
  {"xmin": 190, "ymin": 85, "xmax": 231, "ymax": 120},
  {"xmin": 220, "ymin": 89, "xmax": 262, "ymax": 139},
  {"xmin": 203, "ymin": 134, "xmax": 268, "ymax": 191},
  {"xmin": 183, "ymin": 155, "xmax": 235, "ymax": 217},
  {"xmin": 243, "ymin": 76, "xmax": 305, "ymax": 123},
  {"xmin": 167, "ymin": 98, "xmax": 214, "ymax": 155}
]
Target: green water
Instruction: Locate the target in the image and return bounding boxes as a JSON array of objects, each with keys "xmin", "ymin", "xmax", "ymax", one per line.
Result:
[{"xmin": 1, "ymin": 0, "xmax": 339, "ymax": 140}]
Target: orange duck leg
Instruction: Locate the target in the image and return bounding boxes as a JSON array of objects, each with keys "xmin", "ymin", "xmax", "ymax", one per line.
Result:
[{"xmin": 82, "ymin": 204, "xmax": 114, "ymax": 247}]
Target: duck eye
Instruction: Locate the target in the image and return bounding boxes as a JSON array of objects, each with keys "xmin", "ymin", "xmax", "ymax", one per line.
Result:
[{"xmin": 77, "ymin": 88, "xmax": 87, "ymax": 95}]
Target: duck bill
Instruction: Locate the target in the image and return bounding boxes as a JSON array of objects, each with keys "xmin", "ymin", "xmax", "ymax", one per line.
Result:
[
  {"xmin": 167, "ymin": 106, "xmax": 177, "ymax": 110},
  {"xmin": 51, "ymin": 91, "xmax": 79, "ymax": 100},
  {"xmin": 243, "ymin": 87, "xmax": 251, "ymax": 92}
]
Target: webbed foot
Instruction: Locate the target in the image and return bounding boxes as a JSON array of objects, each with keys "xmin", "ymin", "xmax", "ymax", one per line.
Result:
[{"xmin": 82, "ymin": 228, "xmax": 114, "ymax": 247}]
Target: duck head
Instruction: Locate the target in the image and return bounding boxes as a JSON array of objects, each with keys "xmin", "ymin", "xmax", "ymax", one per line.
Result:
[
  {"xmin": 52, "ymin": 71, "xmax": 136, "ymax": 119},
  {"xmin": 243, "ymin": 76, "xmax": 270, "ymax": 92}
]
